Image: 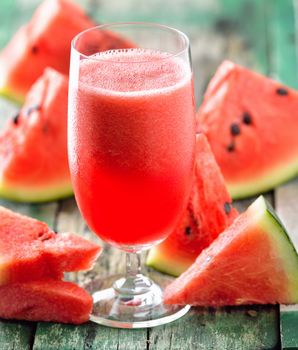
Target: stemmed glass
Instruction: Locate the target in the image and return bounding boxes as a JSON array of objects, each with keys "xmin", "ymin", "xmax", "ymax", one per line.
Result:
[{"xmin": 68, "ymin": 23, "xmax": 196, "ymax": 328}]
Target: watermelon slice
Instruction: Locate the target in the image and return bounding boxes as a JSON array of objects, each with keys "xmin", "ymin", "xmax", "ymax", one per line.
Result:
[
  {"xmin": 146, "ymin": 134, "xmax": 238, "ymax": 276},
  {"xmin": 164, "ymin": 196, "xmax": 298, "ymax": 306},
  {"xmin": 0, "ymin": 205, "xmax": 101, "ymax": 285},
  {"xmin": 198, "ymin": 60, "xmax": 298, "ymax": 199},
  {"xmin": 0, "ymin": 0, "xmax": 133, "ymax": 103},
  {"xmin": 0, "ymin": 68, "xmax": 72, "ymax": 202},
  {"xmin": 0, "ymin": 280, "xmax": 92, "ymax": 324},
  {"xmin": 0, "ymin": 0, "xmax": 94, "ymax": 103}
]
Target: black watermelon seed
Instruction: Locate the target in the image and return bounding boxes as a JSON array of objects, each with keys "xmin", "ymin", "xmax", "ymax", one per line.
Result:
[
  {"xmin": 185, "ymin": 226, "xmax": 192, "ymax": 236},
  {"xmin": 242, "ymin": 112, "xmax": 252, "ymax": 125},
  {"xmin": 12, "ymin": 113, "xmax": 20, "ymax": 125},
  {"xmin": 31, "ymin": 46, "xmax": 39, "ymax": 54},
  {"xmin": 224, "ymin": 202, "xmax": 232, "ymax": 214},
  {"xmin": 276, "ymin": 87, "xmax": 288, "ymax": 96},
  {"xmin": 230, "ymin": 123, "xmax": 241, "ymax": 136},
  {"xmin": 226, "ymin": 141, "xmax": 235, "ymax": 152}
]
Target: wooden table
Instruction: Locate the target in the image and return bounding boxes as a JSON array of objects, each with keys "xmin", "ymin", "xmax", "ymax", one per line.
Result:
[{"xmin": 0, "ymin": 0, "xmax": 298, "ymax": 349}]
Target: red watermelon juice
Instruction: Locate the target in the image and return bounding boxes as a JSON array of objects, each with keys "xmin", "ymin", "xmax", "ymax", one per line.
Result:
[{"xmin": 68, "ymin": 48, "xmax": 195, "ymax": 249}]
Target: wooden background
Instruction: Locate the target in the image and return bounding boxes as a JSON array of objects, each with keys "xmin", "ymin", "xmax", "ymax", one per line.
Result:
[{"xmin": 0, "ymin": 0, "xmax": 298, "ymax": 349}]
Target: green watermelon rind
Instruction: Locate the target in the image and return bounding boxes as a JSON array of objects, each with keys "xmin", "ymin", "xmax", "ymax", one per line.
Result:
[
  {"xmin": 0, "ymin": 85, "xmax": 24, "ymax": 105},
  {"xmin": 228, "ymin": 156, "xmax": 298, "ymax": 199},
  {"xmin": 146, "ymin": 247, "xmax": 192, "ymax": 277},
  {"xmin": 252, "ymin": 196, "xmax": 298, "ymax": 300},
  {"xmin": 0, "ymin": 181, "xmax": 73, "ymax": 203}
]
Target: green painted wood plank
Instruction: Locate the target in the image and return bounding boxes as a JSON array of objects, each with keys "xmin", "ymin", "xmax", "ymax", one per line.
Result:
[
  {"xmin": 280, "ymin": 305, "xmax": 298, "ymax": 350},
  {"xmin": 0, "ymin": 0, "xmax": 39, "ymax": 48},
  {"xmin": 33, "ymin": 306, "xmax": 280, "ymax": 350},
  {"xmin": 275, "ymin": 179, "xmax": 298, "ymax": 350},
  {"xmin": 214, "ymin": 0, "xmax": 270, "ymax": 73},
  {"xmin": 270, "ymin": 2, "xmax": 298, "ymax": 348},
  {"xmin": 269, "ymin": 0, "xmax": 298, "ymax": 88},
  {"xmin": 0, "ymin": 320, "xmax": 35, "ymax": 350},
  {"xmin": 149, "ymin": 306, "xmax": 279, "ymax": 350},
  {"xmin": 89, "ymin": 0, "xmax": 225, "ymax": 28},
  {"xmin": 275, "ymin": 178, "xmax": 298, "ymax": 249},
  {"xmin": 33, "ymin": 322, "xmax": 148, "ymax": 350},
  {"xmin": 191, "ymin": 0, "xmax": 271, "ymax": 102}
]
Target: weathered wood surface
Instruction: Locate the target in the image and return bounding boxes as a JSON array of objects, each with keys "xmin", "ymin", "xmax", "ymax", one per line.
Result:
[
  {"xmin": 0, "ymin": 0, "xmax": 298, "ymax": 349},
  {"xmin": 276, "ymin": 180, "xmax": 298, "ymax": 350},
  {"xmin": 279, "ymin": 304, "xmax": 298, "ymax": 350},
  {"xmin": 272, "ymin": 1, "xmax": 298, "ymax": 349}
]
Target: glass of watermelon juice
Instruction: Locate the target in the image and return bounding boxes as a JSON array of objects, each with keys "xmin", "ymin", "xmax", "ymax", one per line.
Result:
[{"xmin": 69, "ymin": 23, "xmax": 196, "ymax": 328}]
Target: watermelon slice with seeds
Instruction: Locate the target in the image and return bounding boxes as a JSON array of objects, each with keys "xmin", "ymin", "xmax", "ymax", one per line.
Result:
[
  {"xmin": 0, "ymin": 0, "xmax": 133, "ymax": 103},
  {"xmin": 0, "ymin": 68, "xmax": 71, "ymax": 202},
  {"xmin": 0, "ymin": 280, "xmax": 92, "ymax": 324},
  {"xmin": 198, "ymin": 60, "xmax": 298, "ymax": 199},
  {"xmin": 164, "ymin": 196, "xmax": 298, "ymax": 306},
  {"xmin": 146, "ymin": 134, "xmax": 238, "ymax": 276},
  {"xmin": 0, "ymin": 205, "xmax": 101, "ymax": 285}
]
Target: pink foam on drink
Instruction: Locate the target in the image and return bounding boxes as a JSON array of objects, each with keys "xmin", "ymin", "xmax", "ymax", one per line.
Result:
[{"xmin": 79, "ymin": 48, "xmax": 189, "ymax": 93}]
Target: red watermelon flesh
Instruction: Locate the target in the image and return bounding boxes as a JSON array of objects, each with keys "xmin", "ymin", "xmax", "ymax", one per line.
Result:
[
  {"xmin": 164, "ymin": 196, "xmax": 298, "ymax": 306},
  {"xmin": 0, "ymin": 68, "xmax": 72, "ymax": 202},
  {"xmin": 197, "ymin": 60, "xmax": 298, "ymax": 199},
  {"xmin": 146, "ymin": 134, "xmax": 238, "ymax": 276},
  {"xmin": 0, "ymin": 280, "xmax": 92, "ymax": 324},
  {"xmin": 0, "ymin": 0, "xmax": 133, "ymax": 102},
  {"xmin": 0, "ymin": 205, "xmax": 101, "ymax": 285}
]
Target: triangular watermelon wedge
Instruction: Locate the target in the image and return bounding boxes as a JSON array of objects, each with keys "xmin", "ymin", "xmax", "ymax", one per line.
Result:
[
  {"xmin": 0, "ymin": 68, "xmax": 72, "ymax": 202},
  {"xmin": 147, "ymin": 134, "xmax": 238, "ymax": 276},
  {"xmin": 0, "ymin": 280, "xmax": 92, "ymax": 324},
  {"xmin": 164, "ymin": 196, "xmax": 298, "ymax": 306},
  {"xmin": 198, "ymin": 60, "xmax": 298, "ymax": 199},
  {"xmin": 0, "ymin": 206, "xmax": 101, "ymax": 285}
]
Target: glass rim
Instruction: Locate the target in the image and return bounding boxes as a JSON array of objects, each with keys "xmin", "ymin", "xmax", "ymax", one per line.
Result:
[{"xmin": 71, "ymin": 22, "xmax": 190, "ymax": 63}]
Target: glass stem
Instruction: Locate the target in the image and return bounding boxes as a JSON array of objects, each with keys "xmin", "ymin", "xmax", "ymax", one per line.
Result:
[
  {"xmin": 113, "ymin": 252, "xmax": 152, "ymax": 296},
  {"xmin": 126, "ymin": 251, "xmax": 142, "ymax": 277}
]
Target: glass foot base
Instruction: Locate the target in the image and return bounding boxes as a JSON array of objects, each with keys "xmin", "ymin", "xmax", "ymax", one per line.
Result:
[{"xmin": 84, "ymin": 274, "xmax": 190, "ymax": 328}]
